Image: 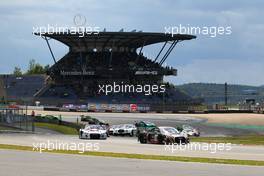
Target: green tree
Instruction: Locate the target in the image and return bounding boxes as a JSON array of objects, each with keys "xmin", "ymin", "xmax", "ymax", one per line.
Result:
[
  {"xmin": 13, "ymin": 66, "xmax": 23, "ymax": 76},
  {"xmin": 43, "ymin": 64, "xmax": 50, "ymax": 73},
  {"xmin": 26, "ymin": 59, "xmax": 47, "ymax": 75}
]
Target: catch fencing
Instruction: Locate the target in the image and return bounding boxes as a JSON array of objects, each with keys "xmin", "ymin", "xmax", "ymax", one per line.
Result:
[{"xmin": 0, "ymin": 108, "xmax": 34, "ymax": 131}]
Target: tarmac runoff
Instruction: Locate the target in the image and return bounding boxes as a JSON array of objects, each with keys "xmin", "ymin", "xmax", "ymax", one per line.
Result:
[
  {"xmin": 1, "ymin": 149, "xmax": 264, "ymax": 176},
  {"xmin": 1, "ymin": 133, "xmax": 264, "ymax": 161}
]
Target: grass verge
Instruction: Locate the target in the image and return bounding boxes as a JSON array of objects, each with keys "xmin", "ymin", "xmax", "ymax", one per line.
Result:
[
  {"xmin": 35, "ymin": 122, "xmax": 78, "ymax": 135},
  {"xmin": 0, "ymin": 144, "xmax": 264, "ymax": 166},
  {"xmin": 207, "ymin": 123, "xmax": 264, "ymax": 131},
  {"xmin": 0, "ymin": 126, "xmax": 15, "ymax": 130},
  {"xmin": 191, "ymin": 135, "xmax": 264, "ymax": 145}
]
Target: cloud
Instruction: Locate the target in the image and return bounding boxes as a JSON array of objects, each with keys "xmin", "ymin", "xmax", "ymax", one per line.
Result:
[
  {"xmin": 166, "ymin": 58, "xmax": 264, "ymax": 86},
  {"xmin": 0, "ymin": 0, "xmax": 263, "ymax": 86}
]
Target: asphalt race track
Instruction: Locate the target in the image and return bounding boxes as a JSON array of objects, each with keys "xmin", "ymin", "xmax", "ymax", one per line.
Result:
[
  {"xmin": 58, "ymin": 112, "xmax": 258, "ymax": 136},
  {"xmin": 1, "ymin": 149, "xmax": 264, "ymax": 176},
  {"xmin": 1, "ymin": 112, "xmax": 264, "ymax": 176},
  {"xmin": 1, "ymin": 133, "xmax": 264, "ymax": 161}
]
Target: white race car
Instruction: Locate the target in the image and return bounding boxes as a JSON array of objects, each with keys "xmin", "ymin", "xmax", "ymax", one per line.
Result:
[
  {"xmin": 108, "ymin": 125, "xmax": 119, "ymax": 135},
  {"xmin": 182, "ymin": 125, "xmax": 200, "ymax": 137},
  {"xmin": 159, "ymin": 126, "xmax": 189, "ymax": 144},
  {"xmin": 111, "ymin": 124, "xmax": 137, "ymax": 136},
  {"xmin": 79, "ymin": 125, "xmax": 107, "ymax": 139}
]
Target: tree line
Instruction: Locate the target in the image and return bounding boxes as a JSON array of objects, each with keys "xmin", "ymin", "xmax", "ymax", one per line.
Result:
[{"xmin": 13, "ymin": 59, "xmax": 50, "ymax": 76}]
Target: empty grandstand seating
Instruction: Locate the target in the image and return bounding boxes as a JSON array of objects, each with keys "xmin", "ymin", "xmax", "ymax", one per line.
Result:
[
  {"xmin": 0, "ymin": 75, "xmax": 45, "ymax": 102},
  {"xmin": 39, "ymin": 85, "xmax": 77, "ymax": 99}
]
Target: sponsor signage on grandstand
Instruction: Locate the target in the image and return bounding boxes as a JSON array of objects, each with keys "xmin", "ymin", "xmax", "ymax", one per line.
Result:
[
  {"xmin": 135, "ymin": 71, "xmax": 158, "ymax": 75},
  {"xmin": 60, "ymin": 70, "xmax": 95, "ymax": 76}
]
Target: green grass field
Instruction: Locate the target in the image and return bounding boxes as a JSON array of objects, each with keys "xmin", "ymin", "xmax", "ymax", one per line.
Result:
[
  {"xmin": 191, "ymin": 135, "xmax": 264, "ymax": 145},
  {"xmin": 35, "ymin": 122, "xmax": 78, "ymax": 135},
  {"xmin": 207, "ymin": 123, "xmax": 264, "ymax": 131},
  {"xmin": 0, "ymin": 125, "xmax": 16, "ymax": 130}
]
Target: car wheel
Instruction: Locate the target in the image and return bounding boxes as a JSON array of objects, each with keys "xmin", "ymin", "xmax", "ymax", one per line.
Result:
[
  {"xmin": 79, "ymin": 131, "xmax": 83, "ymax": 139},
  {"xmin": 184, "ymin": 138, "xmax": 190, "ymax": 144},
  {"xmin": 139, "ymin": 134, "xmax": 147, "ymax": 144},
  {"xmin": 130, "ymin": 131, "xmax": 134, "ymax": 137},
  {"xmin": 164, "ymin": 137, "xmax": 170, "ymax": 145}
]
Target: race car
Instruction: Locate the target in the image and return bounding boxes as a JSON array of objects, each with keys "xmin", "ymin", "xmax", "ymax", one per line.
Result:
[
  {"xmin": 80, "ymin": 115, "xmax": 106, "ymax": 125},
  {"xmin": 138, "ymin": 126, "xmax": 189, "ymax": 144},
  {"xmin": 111, "ymin": 124, "xmax": 137, "ymax": 136},
  {"xmin": 138, "ymin": 127, "xmax": 164, "ymax": 144},
  {"xmin": 79, "ymin": 125, "xmax": 107, "ymax": 139},
  {"xmin": 108, "ymin": 125, "xmax": 120, "ymax": 135},
  {"xmin": 108, "ymin": 125, "xmax": 122, "ymax": 135},
  {"xmin": 159, "ymin": 126, "xmax": 189, "ymax": 144},
  {"xmin": 182, "ymin": 125, "xmax": 200, "ymax": 137},
  {"xmin": 135, "ymin": 121, "xmax": 157, "ymax": 135}
]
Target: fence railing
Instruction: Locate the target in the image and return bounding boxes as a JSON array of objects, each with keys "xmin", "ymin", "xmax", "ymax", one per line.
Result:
[{"xmin": 0, "ymin": 108, "xmax": 34, "ymax": 132}]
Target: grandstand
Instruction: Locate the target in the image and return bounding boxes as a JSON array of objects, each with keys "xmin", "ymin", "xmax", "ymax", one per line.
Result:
[
  {"xmin": 1, "ymin": 31, "xmax": 199, "ymax": 108},
  {"xmin": 0, "ymin": 75, "xmax": 46, "ymax": 103},
  {"xmin": 31, "ymin": 31, "xmax": 197, "ymax": 106}
]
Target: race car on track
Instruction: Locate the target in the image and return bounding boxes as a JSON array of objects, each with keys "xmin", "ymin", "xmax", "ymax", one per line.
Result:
[
  {"xmin": 80, "ymin": 115, "xmax": 107, "ymax": 125},
  {"xmin": 182, "ymin": 125, "xmax": 200, "ymax": 137},
  {"xmin": 159, "ymin": 126, "xmax": 189, "ymax": 144},
  {"xmin": 138, "ymin": 126, "xmax": 189, "ymax": 144},
  {"xmin": 79, "ymin": 125, "xmax": 107, "ymax": 139},
  {"xmin": 108, "ymin": 125, "xmax": 119, "ymax": 135},
  {"xmin": 135, "ymin": 121, "xmax": 157, "ymax": 135},
  {"xmin": 110, "ymin": 124, "xmax": 137, "ymax": 136}
]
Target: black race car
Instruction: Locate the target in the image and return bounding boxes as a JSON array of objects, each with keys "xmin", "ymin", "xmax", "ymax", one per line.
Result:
[
  {"xmin": 138, "ymin": 127, "xmax": 165, "ymax": 144},
  {"xmin": 138, "ymin": 126, "xmax": 189, "ymax": 144}
]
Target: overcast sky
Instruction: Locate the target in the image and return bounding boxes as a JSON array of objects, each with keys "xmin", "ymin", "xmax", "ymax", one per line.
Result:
[{"xmin": 0, "ymin": 0, "xmax": 263, "ymax": 86}]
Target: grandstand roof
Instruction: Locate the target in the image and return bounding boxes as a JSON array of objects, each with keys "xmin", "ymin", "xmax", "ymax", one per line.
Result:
[{"xmin": 35, "ymin": 31, "xmax": 196, "ymax": 51}]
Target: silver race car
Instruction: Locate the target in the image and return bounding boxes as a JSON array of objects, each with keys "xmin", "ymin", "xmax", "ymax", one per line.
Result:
[
  {"xmin": 108, "ymin": 125, "xmax": 119, "ymax": 135},
  {"xmin": 111, "ymin": 124, "xmax": 137, "ymax": 136},
  {"xmin": 79, "ymin": 125, "xmax": 107, "ymax": 139},
  {"xmin": 159, "ymin": 126, "xmax": 189, "ymax": 144},
  {"xmin": 182, "ymin": 125, "xmax": 200, "ymax": 137}
]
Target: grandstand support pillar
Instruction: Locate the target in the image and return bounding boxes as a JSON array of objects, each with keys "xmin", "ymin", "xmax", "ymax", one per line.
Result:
[
  {"xmin": 159, "ymin": 40, "xmax": 180, "ymax": 65},
  {"xmin": 109, "ymin": 40, "xmax": 115, "ymax": 67},
  {"xmin": 43, "ymin": 36, "xmax": 57, "ymax": 64},
  {"xmin": 135, "ymin": 40, "xmax": 146, "ymax": 63},
  {"xmin": 154, "ymin": 41, "xmax": 167, "ymax": 63}
]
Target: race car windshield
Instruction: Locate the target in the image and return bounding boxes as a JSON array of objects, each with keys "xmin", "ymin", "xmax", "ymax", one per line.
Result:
[
  {"xmin": 145, "ymin": 122, "xmax": 155, "ymax": 126},
  {"xmin": 125, "ymin": 125, "xmax": 134, "ymax": 128},
  {"xmin": 87, "ymin": 125, "xmax": 104, "ymax": 130},
  {"xmin": 183, "ymin": 125, "xmax": 193, "ymax": 130},
  {"xmin": 163, "ymin": 128, "xmax": 179, "ymax": 134}
]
